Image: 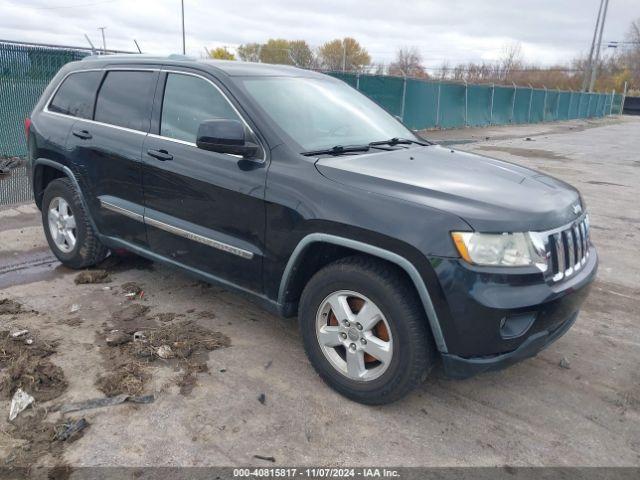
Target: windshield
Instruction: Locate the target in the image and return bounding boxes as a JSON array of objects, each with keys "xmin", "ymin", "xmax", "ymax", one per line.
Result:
[{"xmin": 240, "ymin": 76, "xmax": 419, "ymax": 152}]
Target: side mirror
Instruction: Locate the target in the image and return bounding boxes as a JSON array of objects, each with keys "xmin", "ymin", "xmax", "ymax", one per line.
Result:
[{"xmin": 196, "ymin": 119, "xmax": 258, "ymax": 158}]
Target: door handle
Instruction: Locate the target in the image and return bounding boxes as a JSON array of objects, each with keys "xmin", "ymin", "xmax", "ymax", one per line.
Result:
[
  {"xmin": 72, "ymin": 129, "xmax": 92, "ymax": 140},
  {"xmin": 147, "ymin": 149, "xmax": 173, "ymax": 161}
]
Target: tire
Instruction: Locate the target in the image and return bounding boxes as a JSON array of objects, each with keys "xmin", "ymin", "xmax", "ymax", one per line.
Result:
[
  {"xmin": 41, "ymin": 177, "xmax": 108, "ymax": 269},
  {"xmin": 299, "ymin": 255, "xmax": 436, "ymax": 405}
]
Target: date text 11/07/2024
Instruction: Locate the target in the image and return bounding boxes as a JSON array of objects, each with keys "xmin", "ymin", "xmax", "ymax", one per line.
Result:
[{"xmin": 232, "ymin": 468, "xmax": 401, "ymax": 478}]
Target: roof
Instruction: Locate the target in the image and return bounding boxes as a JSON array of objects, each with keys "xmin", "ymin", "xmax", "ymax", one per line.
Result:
[{"xmin": 79, "ymin": 54, "xmax": 327, "ymax": 78}]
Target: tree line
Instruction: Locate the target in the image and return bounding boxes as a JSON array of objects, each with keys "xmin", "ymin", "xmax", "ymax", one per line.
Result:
[
  {"xmin": 206, "ymin": 18, "xmax": 639, "ymax": 94},
  {"xmin": 207, "ymin": 37, "xmax": 371, "ymax": 72}
]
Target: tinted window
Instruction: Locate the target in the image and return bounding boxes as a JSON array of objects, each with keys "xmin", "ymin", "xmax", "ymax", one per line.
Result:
[
  {"xmin": 94, "ymin": 71, "xmax": 155, "ymax": 131},
  {"xmin": 161, "ymin": 73, "xmax": 239, "ymax": 143},
  {"xmin": 48, "ymin": 71, "xmax": 102, "ymax": 119}
]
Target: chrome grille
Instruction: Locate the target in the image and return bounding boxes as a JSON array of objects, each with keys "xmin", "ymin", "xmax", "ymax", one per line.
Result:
[{"xmin": 548, "ymin": 216, "xmax": 590, "ymax": 282}]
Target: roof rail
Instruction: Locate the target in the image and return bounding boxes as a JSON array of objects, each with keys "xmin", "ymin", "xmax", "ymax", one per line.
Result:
[{"xmin": 81, "ymin": 53, "xmax": 196, "ymax": 62}]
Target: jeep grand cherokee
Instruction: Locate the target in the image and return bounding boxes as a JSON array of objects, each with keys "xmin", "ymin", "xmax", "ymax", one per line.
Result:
[{"xmin": 26, "ymin": 56, "xmax": 597, "ymax": 404}]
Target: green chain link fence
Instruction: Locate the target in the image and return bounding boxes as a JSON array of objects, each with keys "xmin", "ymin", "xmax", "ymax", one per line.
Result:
[
  {"xmin": 327, "ymin": 72, "xmax": 625, "ymax": 131},
  {"xmin": 0, "ymin": 41, "xmax": 627, "ymax": 159},
  {"xmin": 0, "ymin": 41, "xmax": 90, "ymax": 157}
]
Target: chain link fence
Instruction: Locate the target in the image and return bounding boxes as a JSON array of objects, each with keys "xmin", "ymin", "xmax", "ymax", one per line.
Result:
[
  {"xmin": 0, "ymin": 41, "xmax": 91, "ymax": 158},
  {"xmin": 0, "ymin": 41, "xmax": 627, "ymax": 206},
  {"xmin": 327, "ymin": 72, "xmax": 625, "ymax": 131},
  {"xmin": 0, "ymin": 41, "xmax": 627, "ymax": 159}
]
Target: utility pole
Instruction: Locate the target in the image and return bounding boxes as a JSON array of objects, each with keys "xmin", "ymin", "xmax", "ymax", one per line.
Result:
[
  {"xmin": 583, "ymin": 0, "xmax": 604, "ymax": 91},
  {"xmin": 342, "ymin": 40, "xmax": 347, "ymax": 72},
  {"xmin": 98, "ymin": 27, "xmax": 107, "ymax": 54},
  {"xmin": 589, "ymin": 0, "xmax": 610, "ymax": 92},
  {"xmin": 181, "ymin": 0, "xmax": 186, "ymax": 55}
]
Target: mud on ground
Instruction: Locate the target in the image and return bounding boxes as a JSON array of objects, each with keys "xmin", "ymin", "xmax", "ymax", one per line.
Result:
[{"xmin": 0, "ymin": 259, "xmax": 230, "ymax": 473}]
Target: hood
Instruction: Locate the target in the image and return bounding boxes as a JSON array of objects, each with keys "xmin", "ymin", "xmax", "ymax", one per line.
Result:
[{"xmin": 315, "ymin": 145, "xmax": 583, "ymax": 232}]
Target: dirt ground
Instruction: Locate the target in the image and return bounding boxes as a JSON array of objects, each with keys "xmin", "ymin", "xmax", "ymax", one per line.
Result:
[{"xmin": 0, "ymin": 116, "xmax": 638, "ymax": 473}]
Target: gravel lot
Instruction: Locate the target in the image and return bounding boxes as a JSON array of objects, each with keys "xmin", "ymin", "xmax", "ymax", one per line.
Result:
[{"xmin": 0, "ymin": 116, "xmax": 638, "ymax": 471}]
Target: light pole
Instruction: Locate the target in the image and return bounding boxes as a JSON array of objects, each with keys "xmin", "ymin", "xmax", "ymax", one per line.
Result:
[
  {"xmin": 98, "ymin": 27, "xmax": 107, "ymax": 54},
  {"xmin": 181, "ymin": 0, "xmax": 186, "ymax": 54},
  {"xmin": 84, "ymin": 34, "xmax": 96, "ymax": 54},
  {"xmin": 589, "ymin": 0, "xmax": 610, "ymax": 92},
  {"xmin": 582, "ymin": 0, "xmax": 604, "ymax": 91}
]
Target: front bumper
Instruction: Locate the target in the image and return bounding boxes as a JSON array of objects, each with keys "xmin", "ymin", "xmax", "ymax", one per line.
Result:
[
  {"xmin": 441, "ymin": 310, "xmax": 577, "ymax": 379},
  {"xmin": 431, "ymin": 245, "xmax": 598, "ymax": 378}
]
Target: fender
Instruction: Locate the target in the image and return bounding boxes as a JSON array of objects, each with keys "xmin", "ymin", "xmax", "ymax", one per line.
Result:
[
  {"xmin": 277, "ymin": 233, "xmax": 448, "ymax": 353},
  {"xmin": 32, "ymin": 158, "xmax": 101, "ymax": 234}
]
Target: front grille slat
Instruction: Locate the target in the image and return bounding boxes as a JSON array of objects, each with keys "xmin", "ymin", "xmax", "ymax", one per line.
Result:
[
  {"xmin": 573, "ymin": 225, "xmax": 582, "ymax": 272},
  {"xmin": 546, "ymin": 215, "xmax": 590, "ymax": 283},
  {"xmin": 552, "ymin": 232, "xmax": 565, "ymax": 281},
  {"xmin": 566, "ymin": 229, "xmax": 575, "ymax": 274},
  {"xmin": 579, "ymin": 221, "xmax": 587, "ymax": 264}
]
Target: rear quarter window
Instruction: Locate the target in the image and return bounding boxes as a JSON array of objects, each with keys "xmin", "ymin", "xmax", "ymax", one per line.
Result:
[
  {"xmin": 48, "ymin": 71, "xmax": 103, "ymax": 119},
  {"xmin": 94, "ymin": 70, "xmax": 156, "ymax": 131}
]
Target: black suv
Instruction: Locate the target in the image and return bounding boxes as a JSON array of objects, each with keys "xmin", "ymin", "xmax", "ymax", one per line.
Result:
[{"xmin": 26, "ymin": 56, "xmax": 597, "ymax": 404}]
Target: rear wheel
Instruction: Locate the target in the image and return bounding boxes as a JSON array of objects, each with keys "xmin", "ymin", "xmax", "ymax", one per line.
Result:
[
  {"xmin": 299, "ymin": 256, "xmax": 435, "ymax": 404},
  {"xmin": 42, "ymin": 177, "xmax": 108, "ymax": 269}
]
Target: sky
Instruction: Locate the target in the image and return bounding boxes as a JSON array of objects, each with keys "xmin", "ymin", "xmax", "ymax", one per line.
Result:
[{"xmin": 0, "ymin": 0, "xmax": 638, "ymax": 68}]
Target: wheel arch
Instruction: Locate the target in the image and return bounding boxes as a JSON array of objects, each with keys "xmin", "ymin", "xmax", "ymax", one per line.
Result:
[
  {"xmin": 32, "ymin": 158, "xmax": 99, "ymax": 234},
  {"xmin": 278, "ymin": 233, "xmax": 448, "ymax": 353},
  {"xmin": 32, "ymin": 160, "xmax": 66, "ymax": 209}
]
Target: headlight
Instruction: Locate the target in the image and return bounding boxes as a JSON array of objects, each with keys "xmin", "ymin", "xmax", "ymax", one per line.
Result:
[{"xmin": 451, "ymin": 231, "xmax": 548, "ymax": 270}]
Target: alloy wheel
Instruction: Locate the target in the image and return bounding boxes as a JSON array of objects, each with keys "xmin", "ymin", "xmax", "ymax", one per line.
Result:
[
  {"xmin": 315, "ymin": 290, "xmax": 393, "ymax": 381},
  {"xmin": 47, "ymin": 196, "xmax": 77, "ymax": 253}
]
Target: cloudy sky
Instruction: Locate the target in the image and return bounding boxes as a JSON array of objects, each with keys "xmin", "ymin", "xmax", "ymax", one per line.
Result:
[{"xmin": 1, "ymin": 0, "xmax": 638, "ymax": 68}]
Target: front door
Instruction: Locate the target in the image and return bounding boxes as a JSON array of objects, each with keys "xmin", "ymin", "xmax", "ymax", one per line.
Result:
[
  {"xmin": 66, "ymin": 68, "xmax": 158, "ymax": 247},
  {"xmin": 142, "ymin": 70, "xmax": 267, "ymax": 292}
]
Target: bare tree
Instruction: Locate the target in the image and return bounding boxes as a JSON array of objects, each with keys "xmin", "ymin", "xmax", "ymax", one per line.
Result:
[
  {"xmin": 621, "ymin": 17, "xmax": 640, "ymax": 90},
  {"xmin": 388, "ymin": 47, "xmax": 426, "ymax": 77},
  {"xmin": 499, "ymin": 42, "xmax": 523, "ymax": 81}
]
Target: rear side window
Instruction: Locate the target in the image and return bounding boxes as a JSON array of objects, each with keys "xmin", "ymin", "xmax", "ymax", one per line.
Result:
[
  {"xmin": 160, "ymin": 73, "xmax": 239, "ymax": 143},
  {"xmin": 94, "ymin": 71, "xmax": 156, "ymax": 131},
  {"xmin": 48, "ymin": 71, "xmax": 102, "ymax": 119}
]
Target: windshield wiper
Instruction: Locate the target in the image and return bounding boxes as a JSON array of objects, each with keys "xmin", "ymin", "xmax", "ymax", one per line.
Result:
[
  {"xmin": 301, "ymin": 145, "xmax": 371, "ymax": 156},
  {"xmin": 369, "ymin": 137, "xmax": 433, "ymax": 147}
]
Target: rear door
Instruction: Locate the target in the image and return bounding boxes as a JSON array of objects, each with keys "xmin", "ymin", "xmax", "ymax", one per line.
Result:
[
  {"xmin": 38, "ymin": 69, "xmax": 103, "ymax": 198},
  {"xmin": 66, "ymin": 68, "xmax": 159, "ymax": 247},
  {"xmin": 142, "ymin": 69, "xmax": 267, "ymax": 292}
]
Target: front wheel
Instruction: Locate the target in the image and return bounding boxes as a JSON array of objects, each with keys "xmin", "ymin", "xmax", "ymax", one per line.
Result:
[
  {"xmin": 41, "ymin": 177, "xmax": 108, "ymax": 269},
  {"xmin": 299, "ymin": 256, "xmax": 436, "ymax": 405}
]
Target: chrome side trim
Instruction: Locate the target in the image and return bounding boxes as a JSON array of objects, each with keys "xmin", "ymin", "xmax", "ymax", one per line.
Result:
[
  {"xmin": 147, "ymin": 133, "xmax": 196, "ymax": 147},
  {"xmin": 100, "ymin": 200, "xmax": 144, "ymax": 222},
  {"xmin": 146, "ymin": 133, "xmax": 244, "ymax": 159},
  {"xmin": 144, "ymin": 217, "xmax": 254, "ymax": 260},
  {"xmin": 101, "ymin": 235, "xmax": 277, "ymax": 314},
  {"xmin": 98, "ymin": 200, "xmax": 253, "ymax": 260},
  {"xmin": 44, "ymin": 110, "xmax": 148, "ymax": 136},
  {"xmin": 277, "ymin": 233, "xmax": 448, "ymax": 353}
]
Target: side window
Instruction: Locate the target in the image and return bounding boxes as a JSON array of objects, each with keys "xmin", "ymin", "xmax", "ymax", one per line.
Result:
[
  {"xmin": 94, "ymin": 71, "xmax": 156, "ymax": 131},
  {"xmin": 160, "ymin": 73, "xmax": 240, "ymax": 143},
  {"xmin": 48, "ymin": 71, "xmax": 102, "ymax": 119}
]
